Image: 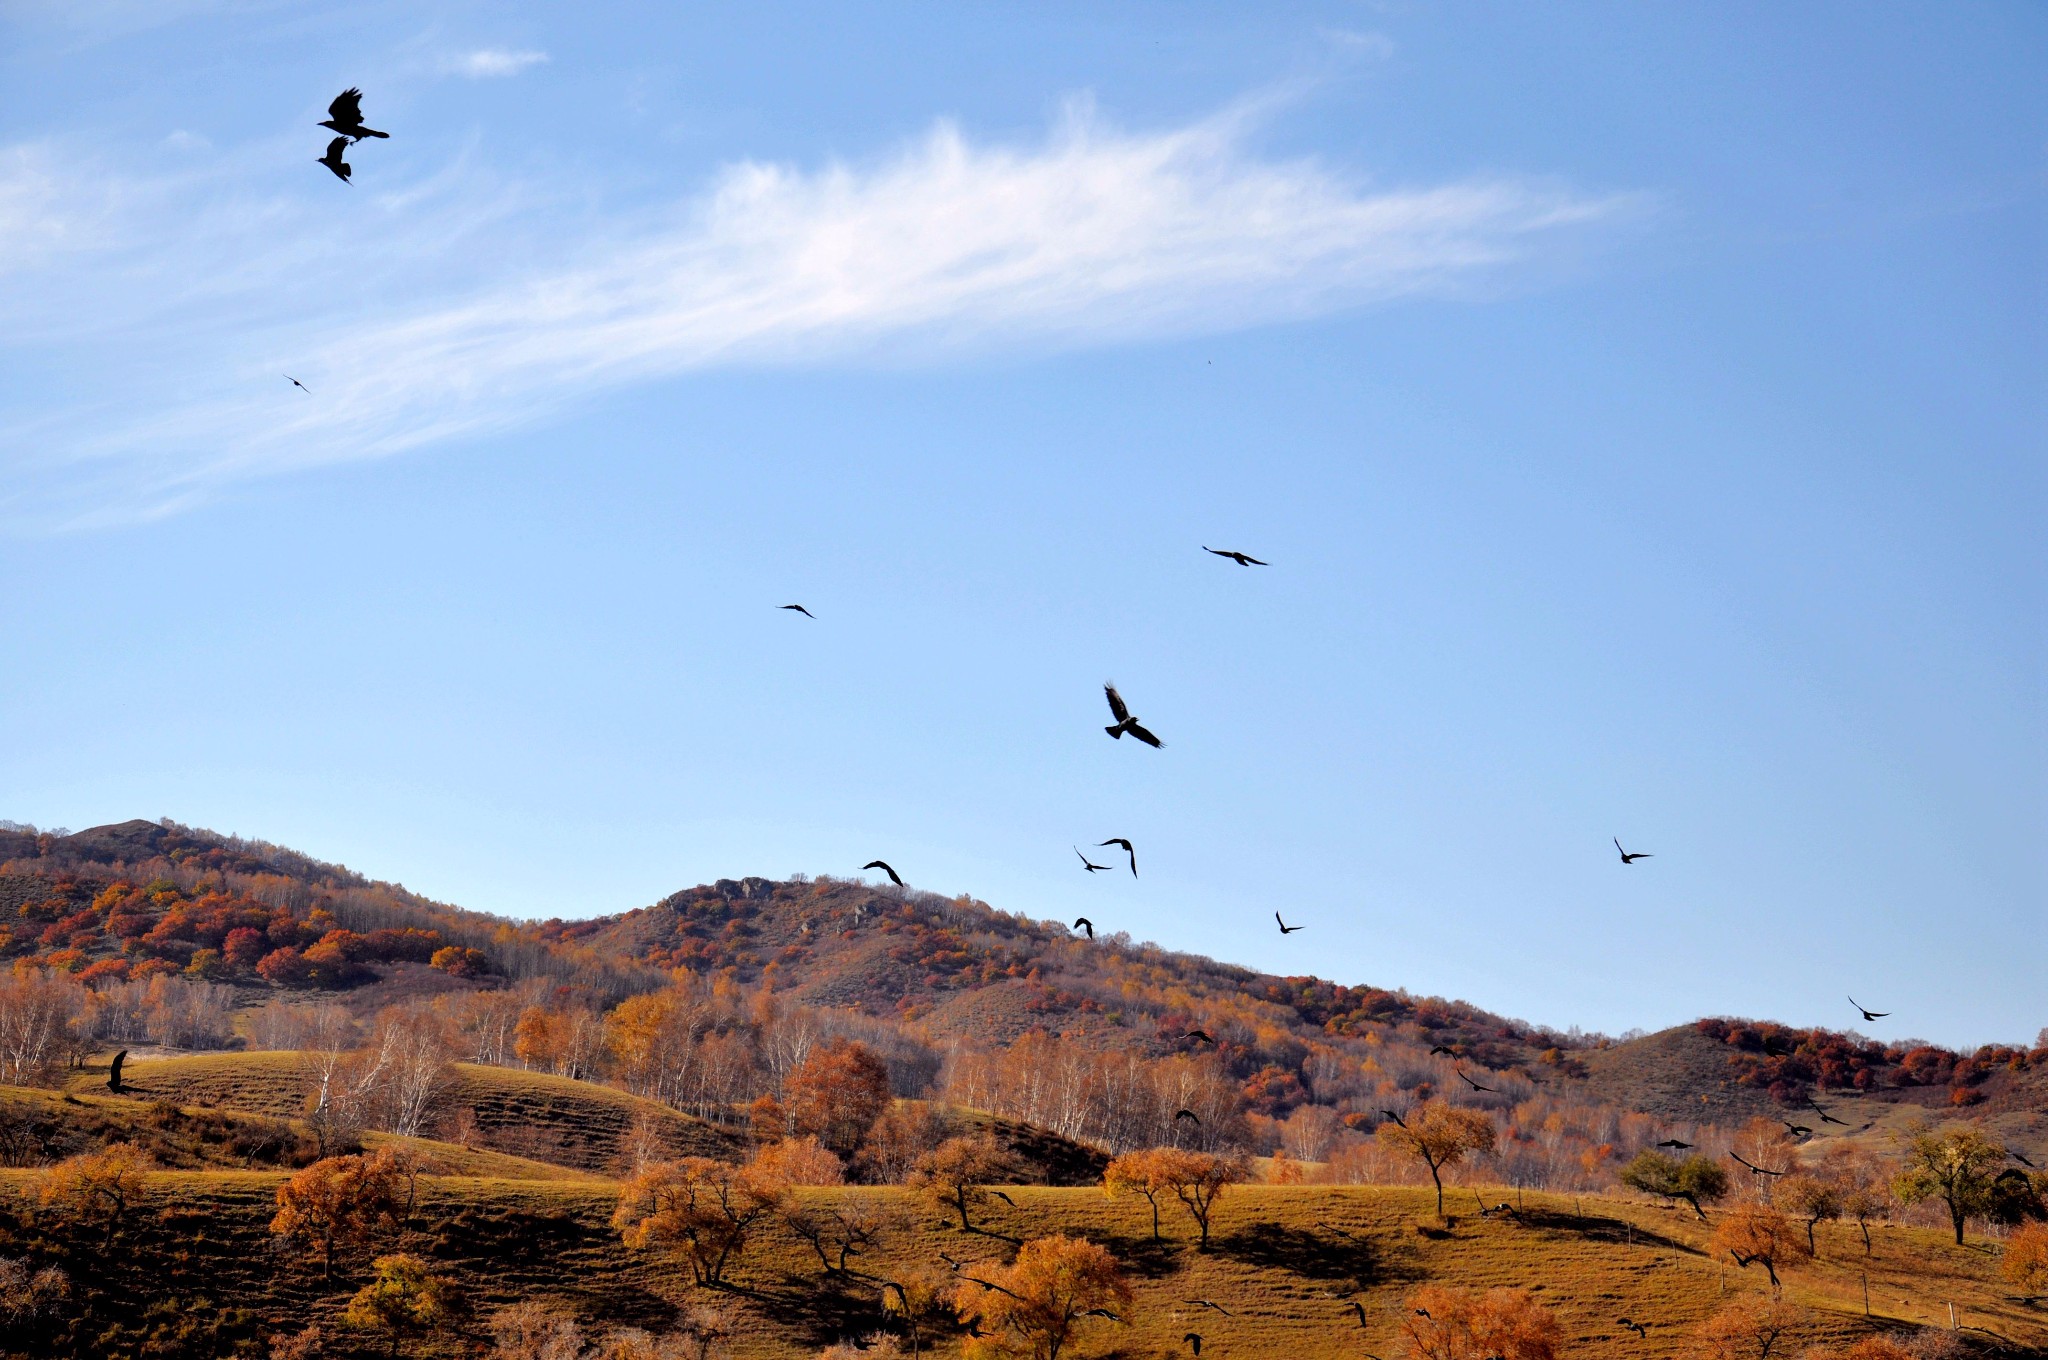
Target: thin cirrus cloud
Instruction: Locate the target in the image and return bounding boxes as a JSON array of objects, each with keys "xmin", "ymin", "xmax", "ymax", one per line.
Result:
[
  {"xmin": 447, "ymin": 48, "xmax": 550, "ymax": 78},
  {"xmin": 3, "ymin": 100, "xmax": 1634, "ymax": 528}
]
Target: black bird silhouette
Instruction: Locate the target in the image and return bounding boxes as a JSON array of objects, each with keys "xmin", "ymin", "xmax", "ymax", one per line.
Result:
[
  {"xmin": 937, "ymin": 1251, "xmax": 965, "ymax": 1271},
  {"xmin": 1188, "ymin": 1299, "xmax": 1232, "ymax": 1317},
  {"xmin": 1730, "ymin": 1153, "xmax": 1783, "ymax": 1177},
  {"xmin": 1849, "ymin": 996, "xmax": 1890, "ymax": 1022},
  {"xmin": 1380, "ymin": 1109, "xmax": 1408, "ymax": 1129},
  {"xmin": 1808, "ymin": 1099, "xmax": 1847, "ymax": 1126},
  {"xmin": 990, "ymin": 1190, "xmax": 1015, "ymax": 1207},
  {"xmin": 320, "ymin": 87, "xmax": 389, "ymax": 141},
  {"xmin": 108, "ymin": 1049, "xmax": 127, "ymax": 1094},
  {"xmin": 2007, "ymin": 1147, "xmax": 2037, "ymax": 1169},
  {"xmin": 1203, "ymin": 546, "xmax": 1268, "ymax": 567},
  {"xmin": 1082, "ymin": 1308, "xmax": 1122, "ymax": 1322},
  {"xmin": 1656, "ymin": 1138, "xmax": 1694, "ymax": 1150},
  {"xmin": 284, "ymin": 374, "xmax": 311, "ymax": 395},
  {"xmin": 1276, "ymin": 912, "xmax": 1305, "ymax": 934},
  {"xmin": 1103, "ymin": 683, "xmax": 1164, "ymax": 747},
  {"xmin": 779, "ymin": 604, "xmax": 815, "ymax": 618},
  {"xmin": 1183, "ymin": 1029, "xmax": 1215, "ymax": 1046},
  {"xmin": 1429, "ymin": 1045, "xmax": 1456, "ymax": 1056},
  {"xmin": 863, "ymin": 860, "xmax": 903, "ymax": 886},
  {"xmin": 1350, "ymin": 1300, "xmax": 1371, "ymax": 1327},
  {"xmin": 1075, "ymin": 847, "xmax": 1113, "ymax": 874},
  {"xmin": 1618, "ymin": 1318, "xmax": 1648, "ymax": 1339},
  {"xmin": 1614, "ymin": 837, "xmax": 1652, "ymax": 864},
  {"xmin": 1455, "ymin": 1068, "xmax": 1497, "ymax": 1093},
  {"xmin": 1072, "ymin": 916, "xmax": 1096, "ymax": 938},
  {"xmin": 1174, "ymin": 1108, "xmax": 1201, "ymax": 1126},
  {"xmin": 1183, "ymin": 1334, "xmax": 1203, "ymax": 1356},
  {"xmin": 317, "ymin": 137, "xmax": 352, "ymax": 183},
  {"xmin": 1783, "ymin": 1121, "xmax": 1814, "ymax": 1139},
  {"xmin": 1414, "ymin": 1307, "xmax": 1432, "ymax": 1319},
  {"xmin": 1098, "ymin": 837, "xmax": 1137, "ymax": 876}
]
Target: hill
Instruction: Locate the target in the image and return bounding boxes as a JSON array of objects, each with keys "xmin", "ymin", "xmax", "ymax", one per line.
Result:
[{"xmin": 1, "ymin": 1174, "xmax": 2037, "ymax": 1358}]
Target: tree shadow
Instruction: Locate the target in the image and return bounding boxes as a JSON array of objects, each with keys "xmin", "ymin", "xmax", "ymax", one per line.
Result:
[
  {"xmin": 742, "ymin": 1271, "xmax": 890, "ymax": 1347},
  {"xmin": 1087, "ymin": 1230, "xmax": 1184, "ymax": 1280},
  {"xmin": 1509, "ymin": 1207, "xmax": 1700, "ymax": 1255},
  {"xmin": 1212, "ymin": 1222, "xmax": 1393, "ymax": 1290}
]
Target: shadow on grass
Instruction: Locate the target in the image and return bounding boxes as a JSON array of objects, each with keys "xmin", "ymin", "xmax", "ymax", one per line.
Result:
[
  {"xmin": 1213, "ymin": 1221, "xmax": 1399, "ymax": 1290},
  {"xmin": 1086, "ymin": 1230, "xmax": 1185, "ymax": 1279},
  {"xmin": 1510, "ymin": 1207, "xmax": 1701, "ymax": 1255}
]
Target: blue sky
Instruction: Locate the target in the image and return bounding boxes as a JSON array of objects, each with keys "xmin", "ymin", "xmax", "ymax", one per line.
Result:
[{"xmin": 1, "ymin": 2, "xmax": 2040, "ymax": 1048}]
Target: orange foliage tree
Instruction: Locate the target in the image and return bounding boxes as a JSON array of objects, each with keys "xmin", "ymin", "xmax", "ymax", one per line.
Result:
[
  {"xmin": 752, "ymin": 1135, "xmax": 846, "ymax": 1186},
  {"xmin": 909, "ymin": 1135, "xmax": 1008, "ymax": 1233},
  {"xmin": 1688, "ymin": 1295, "xmax": 1802, "ymax": 1360},
  {"xmin": 1149, "ymin": 1148, "xmax": 1249, "ymax": 1251},
  {"xmin": 39, "ymin": 1142, "xmax": 150, "ymax": 1247},
  {"xmin": 269, "ymin": 1149, "xmax": 406, "ymax": 1279},
  {"xmin": 612, "ymin": 1157, "xmax": 787, "ymax": 1287},
  {"xmin": 952, "ymin": 1234, "xmax": 1133, "ymax": 1360},
  {"xmin": 1375, "ymin": 1102, "xmax": 1495, "ymax": 1219},
  {"xmin": 1102, "ymin": 1149, "xmax": 1172, "ymax": 1239},
  {"xmin": 786, "ymin": 1038, "xmax": 893, "ymax": 1158},
  {"xmin": 2004, "ymin": 1220, "xmax": 2048, "ymax": 1295},
  {"xmin": 1712, "ymin": 1205, "xmax": 1812, "ymax": 1292},
  {"xmin": 340, "ymin": 1253, "xmax": 461, "ymax": 1358},
  {"xmin": 1396, "ymin": 1284, "xmax": 1562, "ymax": 1360}
]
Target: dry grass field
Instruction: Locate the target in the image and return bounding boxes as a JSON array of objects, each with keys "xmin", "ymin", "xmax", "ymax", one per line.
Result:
[{"xmin": 4, "ymin": 1163, "xmax": 2039, "ymax": 1359}]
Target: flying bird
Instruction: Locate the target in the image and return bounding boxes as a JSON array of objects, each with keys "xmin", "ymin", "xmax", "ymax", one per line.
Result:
[
  {"xmin": 1075, "ymin": 848, "xmax": 1113, "ymax": 874},
  {"xmin": 317, "ymin": 137, "xmax": 352, "ymax": 182},
  {"xmin": 1183, "ymin": 1334, "xmax": 1203, "ymax": 1356},
  {"xmin": 107, "ymin": 1049, "xmax": 127, "ymax": 1094},
  {"xmin": 1380, "ymin": 1109, "xmax": 1408, "ymax": 1129},
  {"xmin": 1429, "ymin": 1045, "xmax": 1456, "ymax": 1057},
  {"xmin": 320, "ymin": 87, "xmax": 389, "ymax": 141},
  {"xmin": 1174, "ymin": 1108, "xmax": 1201, "ymax": 1126},
  {"xmin": 1202, "ymin": 546, "xmax": 1268, "ymax": 567},
  {"xmin": 1082, "ymin": 1308, "xmax": 1122, "ymax": 1322},
  {"xmin": 1183, "ymin": 1029, "xmax": 1216, "ymax": 1045},
  {"xmin": 1455, "ymin": 1068, "xmax": 1496, "ymax": 1093},
  {"xmin": 1350, "ymin": 1300, "xmax": 1371, "ymax": 1328},
  {"xmin": 1414, "ymin": 1307, "xmax": 1432, "ymax": 1319},
  {"xmin": 1808, "ymin": 1099, "xmax": 1847, "ymax": 1126},
  {"xmin": 284, "ymin": 375, "xmax": 311, "ymax": 395},
  {"xmin": 862, "ymin": 860, "xmax": 903, "ymax": 886},
  {"xmin": 1276, "ymin": 912, "xmax": 1305, "ymax": 934},
  {"xmin": 2009, "ymin": 1148, "xmax": 2038, "ymax": 1169},
  {"xmin": 990, "ymin": 1190, "xmax": 1015, "ymax": 1207},
  {"xmin": 779, "ymin": 604, "xmax": 815, "ymax": 618},
  {"xmin": 1729, "ymin": 1153, "xmax": 1783, "ymax": 1177},
  {"xmin": 1618, "ymin": 1318, "xmax": 1648, "ymax": 1339},
  {"xmin": 1103, "ymin": 683, "xmax": 1164, "ymax": 747},
  {"xmin": 1782, "ymin": 1121, "xmax": 1814, "ymax": 1139},
  {"xmin": 1098, "ymin": 837, "xmax": 1137, "ymax": 876},
  {"xmin": 1188, "ymin": 1299, "xmax": 1232, "ymax": 1317},
  {"xmin": 1849, "ymin": 997, "xmax": 1890, "ymax": 1022},
  {"xmin": 1072, "ymin": 917, "xmax": 1096, "ymax": 938},
  {"xmin": 1656, "ymin": 1139, "xmax": 1694, "ymax": 1151},
  {"xmin": 1614, "ymin": 837, "xmax": 1652, "ymax": 864}
]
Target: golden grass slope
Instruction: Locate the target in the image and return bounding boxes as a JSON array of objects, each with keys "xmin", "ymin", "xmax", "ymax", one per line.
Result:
[{"xmin": 2, "ymin": 1169, "xmax": 2038, "ymax": 1359}]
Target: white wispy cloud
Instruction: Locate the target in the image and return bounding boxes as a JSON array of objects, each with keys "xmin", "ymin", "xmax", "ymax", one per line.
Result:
[
  {"xmin": 0, "ymin": 99, "xmax": 1633, "ymax": 528},
  {"xmin": 448, "ymin": 48, "xmax": 549, "ymax": 78}
]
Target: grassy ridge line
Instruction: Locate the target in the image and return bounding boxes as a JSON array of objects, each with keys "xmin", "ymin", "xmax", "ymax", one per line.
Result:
[{"xmin": 2, "ymin": 1174, "xmax": 2036, "ymax": 1358}]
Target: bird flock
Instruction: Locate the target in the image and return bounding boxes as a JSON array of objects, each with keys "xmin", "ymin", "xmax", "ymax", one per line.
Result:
[{"xmin": 314, "ymin": 87, "xmax": 389, "ymax": 185}]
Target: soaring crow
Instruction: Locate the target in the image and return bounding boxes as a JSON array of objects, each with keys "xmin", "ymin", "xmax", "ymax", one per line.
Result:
[
  {"xmin": 1849, "ymin": 996, "xmax": 1890, "ymax": 1022},
  {"xmin": 1202, "ymin": 546, "xmax": 1268, "ymax": 567},
  {"xmin": 1075, "ymin": 848, "xmax": 1113, "ymax": 874},
  {"xmin": 1614, "ymin": 837, "xmax": 1652, "ymax": 864},
  {"xmin": 284, "ymin": 374, "xmax": 311, "ymax": 395},
  {"xmin": 1618, "ymin": 1318, "xmax": 1648, "ymax": 1339},
  {"xmin": 1455, "ymin": 1068, "xmax": 1496, "ymax": 1093},
  {"xmin": 1098, "ymin": 837, "xmax": 1137, "ymax": 876},
  {"xmin": 779, "ymin": 604, "xmax": 814, "ymax": 618},
  {"xmin": 1174, "ymin": 1108, "xmax": 1201, "ymax": 1126},
  {"xmin": 1429, "ymin": 1045, "xmax": 1456, "ymax": 1057},
  {"xmin": 862, "ymin": 860, "xmax": 903, "ymax": 886},
  {"xmin": 1730, "ymin": 1153, "xmax": 1783, "ymax": 1178},
  {"xmin": 1276, "ymin": 912, "xmax": 1304, "ymax": 934},
  {"xmin": 1656, "ymin": 1138, "xmax": 1695, "ymax": 1151},
  {"xmin": 1103, "ymin": 684, "xmax": 1164, "ymax": 747},
  {"xmin": 1072, "ymin": 917, "xmax": 1096, "ymax": 939},
  {"xmin": 1183, "ymin": 1334, "xmax": 1203, "ymax": 1355},
  {"xmin": 1183, "ymin": 1029, "xmax": 1216, "ymax": 1045},
  {"xmin": 1188, "ymin": 1299, "xmax": 1232, "ymax": 1317},
  {"xmin": 108, "ymin": 1049, "xmax": 127, "ymax": 1094},
  {"xmin": 320, "ymin": 87, "xmax": 389, "ymax": 141},
  {"xmin": 317, "ymin": 137, "xmax": 352, "ymax": 182}
]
